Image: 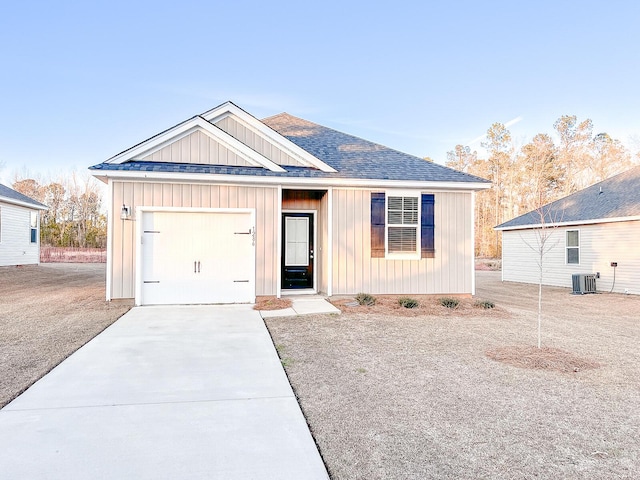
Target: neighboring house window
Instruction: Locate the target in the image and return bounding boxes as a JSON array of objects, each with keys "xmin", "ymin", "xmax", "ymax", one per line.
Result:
[
  {"xmin": 370, "ymin": 192, "xmax": 435, "ymax": 259},
  {"xmin": 30, "ymin": 211, "xmax": 38, "ymax": 244},
  {"xmin": 566, "ymin": 230, "xmax": 579, "ymax": 264}
]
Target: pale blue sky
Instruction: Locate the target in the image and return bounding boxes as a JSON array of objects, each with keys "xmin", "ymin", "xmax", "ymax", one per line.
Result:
[{"xmin": 1, "ymin": 0, "xmax": 639, "ymax": 184}]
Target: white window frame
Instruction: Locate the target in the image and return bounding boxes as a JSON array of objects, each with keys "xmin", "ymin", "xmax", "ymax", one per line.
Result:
[
  {"xmin": 30, "ymin": 211, "xmax": 38, "ymax": 244},
  {"xmin": 385, "ymin": 190, "xmax": 421, "ymax": 260},
  {"xmin": 566, "ymin": 229, "xmax": 580, "ymax": 265}
]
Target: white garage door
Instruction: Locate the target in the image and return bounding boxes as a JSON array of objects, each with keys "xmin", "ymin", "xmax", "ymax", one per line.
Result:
[{"xmin": 138, "ymin": 210, "xmax": 255, "ymax": 305}]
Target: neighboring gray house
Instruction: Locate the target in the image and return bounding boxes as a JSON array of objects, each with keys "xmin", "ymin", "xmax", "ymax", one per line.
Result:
[
  {"xmin": 90, "ymin": 101, "xmax": 490, "ymax": 305},
  {"xmin": 496, "ymin": 166, "xmax": 640, "ymax": 294},
  {"xmin": 0, "ymin": 184, "xmax": 48, "ymax": 267}
]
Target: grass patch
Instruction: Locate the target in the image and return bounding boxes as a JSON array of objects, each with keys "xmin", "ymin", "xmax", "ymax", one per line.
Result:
[{"xmin": 276, "ymin": 344, "xmax": 294, "ymax": 367}]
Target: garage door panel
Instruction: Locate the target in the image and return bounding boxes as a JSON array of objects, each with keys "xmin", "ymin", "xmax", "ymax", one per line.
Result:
[{"xmin": 139, "ymin": 211, "xmax": 255, "ymax": 305}]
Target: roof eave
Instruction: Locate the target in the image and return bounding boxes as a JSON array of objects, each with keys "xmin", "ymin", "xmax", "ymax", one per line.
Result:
[
  {"xmin": 495, "ymin": 215, "xmax": 640, "ymax": 231},
  {"xmin": 89, "ymin": 168, "xmax": 491, "ymax": 191},
  {"xmin": 0, "ymin": 196, "xmax": 48, "ymax": 210}
]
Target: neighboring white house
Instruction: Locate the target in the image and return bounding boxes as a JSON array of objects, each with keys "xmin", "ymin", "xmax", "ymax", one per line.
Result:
[
  {"xmin": 0, "ymin": 184, "xmax": 48, "ymax": 267},
  {"xmin": 495, "ymin": 166, "xmax": 640, "ymax": 295},
  {"xmin": 90, "ymin": 101, "xmax": 490, "ymax": 305}
]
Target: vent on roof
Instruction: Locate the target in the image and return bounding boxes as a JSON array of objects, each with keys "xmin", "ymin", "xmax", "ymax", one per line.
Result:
[{"xmin": 571, "ymin": 274, "xmax": 597, "ymax": 295}]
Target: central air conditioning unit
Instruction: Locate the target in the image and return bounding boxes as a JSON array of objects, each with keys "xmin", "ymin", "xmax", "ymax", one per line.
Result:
[{"xmin": 572, "ymin": 274, "xmax": 597, "ymax": 294}]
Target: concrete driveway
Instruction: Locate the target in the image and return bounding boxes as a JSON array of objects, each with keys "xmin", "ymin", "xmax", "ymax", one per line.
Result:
[{"xmin": 0, "ymin": 305, "xmax": 329, "ymax": 479}]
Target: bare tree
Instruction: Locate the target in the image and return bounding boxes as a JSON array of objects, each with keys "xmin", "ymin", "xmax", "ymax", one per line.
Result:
[
  {"xmin": 446, "ymin": 145, "xmax": 477, "ymax": 173},
  {"xmin": 12, "ymin": 171, "xmax": 106, "ymax": 248},
  {"xmin": 482, "ymin": 123, "xmax": 514, "ymax": 257},
  {"xmin": 520, "ymin": 205, "xmax": 563, "ymax": 348},
  {"xmin": 590, "ymin": 133, "xmax": 633, "ymax": 182},
  {"xmin": 554, "ymin": 115, "xmax": 593, "ymax": 195}
]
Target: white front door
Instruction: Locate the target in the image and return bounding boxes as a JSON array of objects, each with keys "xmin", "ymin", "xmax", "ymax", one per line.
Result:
[{"xmin": 139, "ymin": 210, "xmax": 254, "ymax": 305}]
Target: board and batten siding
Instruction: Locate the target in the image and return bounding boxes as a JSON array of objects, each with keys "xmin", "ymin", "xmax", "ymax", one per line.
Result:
[
  {"xmin": 501, "ymin": 220, "xmax": 640, "ymax": 295},
  {"xmin": 110, "ymin": 181, "xmax": 279, "ymax": 299},
  {"xmin": 0, "ymin": 202, "xmax": 40, "ymax": 266},
  {"xmin": 215, "ymin": 117, "xmax": 305, "ymax": 168},
  {"xmin": 331, "ymin": 189, "xmax": 474, "ymax": 295},
  {"xmin": 141, "ymin": 130, "xmax": 253, "ymax": 167}
]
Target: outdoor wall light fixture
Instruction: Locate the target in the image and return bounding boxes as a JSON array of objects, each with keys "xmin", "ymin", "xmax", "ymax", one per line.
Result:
[{"xmin": 120, "ymin": 204, "xmax": 132, "ymax": 220}]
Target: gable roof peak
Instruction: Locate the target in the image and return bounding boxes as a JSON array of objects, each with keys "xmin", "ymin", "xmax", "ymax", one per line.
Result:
[{"xmin": 202, "ymin": 103, "xmax": 337, "ymax": 173}]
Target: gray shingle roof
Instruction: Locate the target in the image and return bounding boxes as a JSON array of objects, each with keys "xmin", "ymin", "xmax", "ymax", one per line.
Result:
[
  {"xmin": 261, "ymin": 113, "xmax": 488, "ymax": 183},
  {"xmin": 496, "ymin": 165, "xmax": 640, "ymax": 229},
  {"xmin": 90, "ymin": 110, "xmax": 489, "ymax": 185},
  {"xmin": 0, "ymin": 184, "xmax": 48, "ymax": 209}
]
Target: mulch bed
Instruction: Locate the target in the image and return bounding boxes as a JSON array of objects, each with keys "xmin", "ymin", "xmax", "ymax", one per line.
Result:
[
  {"xmin": 330, "ymin": 295, "xmax": 510, "ymax": 318},
  {"xmin": 486, "ymin": 345, "xmax": 601, "ymax": 373},
  {"xmin": 253, "ymin": 296, "xmax": 292, "ymax": 311}
]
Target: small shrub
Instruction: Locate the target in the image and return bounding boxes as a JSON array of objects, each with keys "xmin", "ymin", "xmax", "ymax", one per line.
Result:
[
  {"xmin": 398, "ymin": 297, "xmax": 419, "ymax": 309},
  {"xmin": 355, "ymin": 292, "xmax": 376, "ymax": 306},
  {"xmin": 475, "ymin": 299, "xmax": 495, "ymax": 309},
  {"xmin": 439, "ymin": 297, "xmax": 460, "ymax": 309}
]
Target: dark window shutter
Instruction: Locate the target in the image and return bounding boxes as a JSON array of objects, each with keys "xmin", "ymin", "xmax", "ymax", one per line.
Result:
[
  {"xmin": 421, "ymin": 194, "xmax": 435, "ymax": 258},
  {"xmin": 371, "ymin": 193, "xmax": 385, "ymax": 258}
]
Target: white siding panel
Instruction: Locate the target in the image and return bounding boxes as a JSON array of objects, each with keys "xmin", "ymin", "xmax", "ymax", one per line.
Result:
[
  {"xmin": 502, "ymin": 220, "xmax": 640, "ymax": 295},
  {"xmin": 141, "ymin": 130, "xmax": 252, "ymax": 167},
  {"xmin": 331, "ymin": 189, "xmax": 473, "ymax": 295},
  {"xmin": 111, "ymin": 182, "xmax": 278, "ymax": 299},
  {"xmin": 215, "ymin": 117, "xmax": 305, "ymax": 168},
  {"xmin": 0, "ymin": 202, "xmax": 40, "ymax": 266}
]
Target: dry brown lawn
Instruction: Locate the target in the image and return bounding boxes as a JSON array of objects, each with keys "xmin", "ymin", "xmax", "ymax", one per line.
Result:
[
  {"xmin": 266, "ymin": 272, "xmax": 640, "ymax": 479},
  {"xmin": 3, "ymin": 265, "xmax": 639, "ymax": 478},
  {"xmin": 0, "ymin": 263, "xmax": 132, "ymax": 407}
]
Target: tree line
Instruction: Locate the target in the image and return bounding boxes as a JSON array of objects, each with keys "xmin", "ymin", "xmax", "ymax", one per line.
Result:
[
  {"xmin": 8, "ymin": 115, "xmax": 636, "ymax": 255},
  {"xmin": 445, "ymin": 115, "xmax": 637, "ymax": 258},
  {"xmin": 12, "ymin": 174, "xmax": 106, "ymax": 248}
]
